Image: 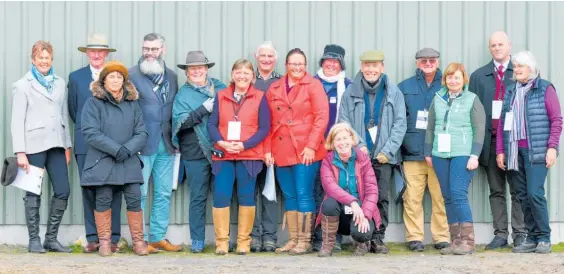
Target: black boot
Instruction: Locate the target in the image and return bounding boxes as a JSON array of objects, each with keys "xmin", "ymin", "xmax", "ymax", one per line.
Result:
[
  {"xmin": 43, "ymin": 197, "xmax": 71, "ymax": 253},
  {"xmin": 23, "ymin": 196, "xmax": 46, "ymax": 253}
]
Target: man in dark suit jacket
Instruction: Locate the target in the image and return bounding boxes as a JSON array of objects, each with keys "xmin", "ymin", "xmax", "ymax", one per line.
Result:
[
  {"xmin": 129, "ymin": 33, "xmax": 181, "ymax": 253},
  {"xmin": 469, "ymin": 31, "xmax": 526, "ymax": 250},
  {"xmin": 67, "ymin": 33, "xmax": 123, "ymax": 253}
]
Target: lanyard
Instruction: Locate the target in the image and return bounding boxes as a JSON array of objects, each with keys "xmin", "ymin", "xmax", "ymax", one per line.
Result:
[
  {"xmin": 442, "ymin": 96, "xmax": 457, "ymax": 131},
  {"xmin": 231, "ymin": 95, "xmax": 247, "ymax": 121}
]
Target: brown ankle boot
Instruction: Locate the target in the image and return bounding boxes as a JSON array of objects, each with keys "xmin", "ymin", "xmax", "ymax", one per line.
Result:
[
  {"xmin": 290, "ymin": 212, "xmax": 312, "ymax": 255},
  {"xmin": 440, "ymin": 223, "xmax": 460, "ymax": 255},
  {"xmin": 275, "ymin": 211, "xmax": 298, "ymax": 254},
  {"xmin": 317, "ymin": 215, "xmax": 339, "ymax": 257},
  {"xmin": 94, "ymin": 210, "xmax": 112, "ymax": 257},
  {"xmin": 453, "ymin": 223, "xmax": 475, "ymax": 255},
  {"xmin": 127, "ymin": 211, "xmax": 148, "ymax": 256},
  {"xmin": 352, "ymin": 240, "xmax": 369, "ymax": 256}
]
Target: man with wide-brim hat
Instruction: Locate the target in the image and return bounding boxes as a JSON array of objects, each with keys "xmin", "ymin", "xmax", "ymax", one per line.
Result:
[
  {"xmin": 338, "ymin": 50, "xmax": 407, "ymax": 255},
  {"xmin": 172, "ymin": 49, "xmax": 227, "ymax": 253},
  {"xmin": 67, "ymin": 33, "xmax": 124, "ymax": 254}
]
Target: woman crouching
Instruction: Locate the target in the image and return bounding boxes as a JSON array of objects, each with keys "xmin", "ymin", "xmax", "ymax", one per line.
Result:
[
  {"xmin": 81, "ymin": 61, "xmax": 149, "ymax": 256},
  {"xmin": 316, "ymin": 123, "xmax": 381, "ymax": 256}
]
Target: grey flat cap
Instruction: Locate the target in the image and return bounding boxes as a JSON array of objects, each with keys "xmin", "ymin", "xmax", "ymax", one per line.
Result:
[{"xmin": 415, "ymin": 48, "xmax": 440, "ymax": 59}]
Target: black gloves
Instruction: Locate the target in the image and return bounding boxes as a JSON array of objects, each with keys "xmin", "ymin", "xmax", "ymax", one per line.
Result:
[{"xmin": 115, "ymin": 147, "xmax": 131, "ymax": 162}]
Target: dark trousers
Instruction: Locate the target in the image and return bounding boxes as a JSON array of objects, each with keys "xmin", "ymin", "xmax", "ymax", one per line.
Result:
[
  {"xmin": 251, "ymin": 164, "xmax": 280, "ymax": 242},
  {"xmin": 183, "ymin": 158, "xmax": 213, "ymax": 241},
  {"xmin": 371, "ymin": 161, "xmax": 391, "ymax": 241},
  {"xmin": 76, "ymin": 154, "xmax": 122, "ymax": 244},
  {"xmin": 213, "ymin": 161, "xmax": 257, "ymax": 208},
  {"xmin": 508, "ymin": 148, "xmax": 551, "ymax": 243},
  {"xmin": 95, "ymin": 183, "xmax": 142, "ymax": 212},
  {"xmin": 26, "ymin": 148, "xmax": 70, "ymax": 200},
  {"xmin": 321, "ymin": 197, "xmax": 375, "ymax": 243},
  {"xmin": 485, "ymin": 137, "xmax": 526, "ymax": 239}
]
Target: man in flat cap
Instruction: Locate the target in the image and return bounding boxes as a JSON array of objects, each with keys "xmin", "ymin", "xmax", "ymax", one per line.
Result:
[
  {"xmin": 338, "ymin": 50, "xmax": 407, "ymax": 255},
  {"xmin": 397, "ymin": 48, "xmax": 450, "ymax": 252},
  {"xmin": 67, "ymin": 33, "xmax": 123, "ymax": 253}
]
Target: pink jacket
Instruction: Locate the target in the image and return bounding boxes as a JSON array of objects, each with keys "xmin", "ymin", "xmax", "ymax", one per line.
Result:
[{"xmin": 315, "ymin": 147, "xmax": 381, "ymax": 229}]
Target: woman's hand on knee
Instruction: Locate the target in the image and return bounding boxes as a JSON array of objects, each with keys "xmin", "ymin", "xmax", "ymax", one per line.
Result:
[
  {"xmin": 350, "ymin": 201, "xmax": 365, "ymax": 225},
  {"xmin": 357, "ymin": 217, "xmax": 370, "ymax": 234}
]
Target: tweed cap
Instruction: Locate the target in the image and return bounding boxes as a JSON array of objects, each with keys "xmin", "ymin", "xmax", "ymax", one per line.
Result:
[{"xmin": 360, "ymin": 50, "xmax": 385, "ymax": 62}]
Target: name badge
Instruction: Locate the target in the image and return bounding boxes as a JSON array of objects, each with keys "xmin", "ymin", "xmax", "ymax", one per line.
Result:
[
  {"xmin": 368, "ymin": 126, "xmax": 378, "ymax": 144},
  {"xmin": 227, "ymin": 121, "xmax": 241, "ymax": 140},
  {"xmin": 438, "ymin": 133, "xmax": 451, "ymax": 153},
  {"xmin": 329, "ymin": 96, "xmax": 337, "ymax": 104},
  {"xmin": 492, "ymin": 100, "xmax": 503, "ymax": 119},
  {"xmin": 344, "ymin": 205, "xmax": 353, "ymax": 215},
  {"xmin": 416, "ymin": 110, "xmax": 428, "ymax": 130},
  {"xmin": 504, "ymin": 112, "xmax": 514, "ymax": 131}
]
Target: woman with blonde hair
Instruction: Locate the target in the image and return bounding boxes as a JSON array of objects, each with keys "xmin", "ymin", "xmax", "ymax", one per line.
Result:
[
  {"xmin": 315, "ymin": 122, "xmax": 380, "ymax": 257},
  {"xmin": 207, "ymin": 59, "xmax": 271, "ymax": 255}
]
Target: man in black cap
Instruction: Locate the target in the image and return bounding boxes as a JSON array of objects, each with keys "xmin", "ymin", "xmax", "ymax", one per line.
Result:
[
  {"xmin": 398, "ymin": 48, "xmax": 450, "ymax": 252},
  {"xmin": 311, "ymin": 44, "xmax": 353, "ymax": 252}
]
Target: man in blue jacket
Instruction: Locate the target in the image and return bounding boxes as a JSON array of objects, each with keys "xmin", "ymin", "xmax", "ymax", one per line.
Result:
[
  {"xmin": 398, "ymin": 48, "xmax": 450, "ymax": 252},
  {"xmin": 67, "ymin": 33, "xmax": 123, "ymax": 253},
  {"xmin": 129, "ymin": 33, "xmax": 180, "ymax": 253}
]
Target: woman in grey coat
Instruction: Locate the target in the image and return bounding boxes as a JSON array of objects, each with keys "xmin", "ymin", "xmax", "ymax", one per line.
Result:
[
  {"xmin": 80, "ymin": 61, "xmax": 149, "ymax": 256},
  {"xmin": 11, "ymin": 40, "xmax": 73, "ymax": 254}
]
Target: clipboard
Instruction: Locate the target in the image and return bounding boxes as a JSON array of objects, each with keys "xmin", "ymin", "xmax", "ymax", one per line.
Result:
[{"xmin": 11, "ymin": 165, "xmax": 44, "ymax": 195}]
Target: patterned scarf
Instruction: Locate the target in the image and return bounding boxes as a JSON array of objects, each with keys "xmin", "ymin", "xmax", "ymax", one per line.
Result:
[
  {"xmin": 186, "ymin": 76, "xmax": 215, "ymax": 98},
  {"xmin": 138, "ymin": 57, "xmax": 169, "ymax": 102},
  {"xmin": 508, "ymin": 79, "xmax": 534, "ymax": 171},
  {"xmin": 31, "ymin": 65, "xmax": 56, "ymax": 94}
]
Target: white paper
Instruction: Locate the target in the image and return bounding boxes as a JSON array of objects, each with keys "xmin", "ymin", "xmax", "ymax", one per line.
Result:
[
  {"xmin": 344, "ymin": 205, "xmax": 353, "ymax": 215},
  {"xmin": 504, "ymin": 112, "xmax": 514, "ymax": 131},
  {"xmin": 438, "ymin": 133, "xmax": 451, "ymax": 153},
  {"xmin": 227, "ymin": 121, "xmax": 242, "ymax": 140},
  {"xmin": 416, "ymin": 110, "xmax": 428, "ymax": 130},
  {"xmin": 172, "ymin": 153, "xmax": 181, "ymax": 191},
  {"xmin": 492, "ymin": 100, "xmax": 503, "ymax": 119},
  {"xmin": 329, "ymin": 97, "xmax": 337, "ymax": 104},
  {"xmin": 368, "ymin": 126, "xmax": 378, "ymax": 144},
  {"xmin": 11, "ymin": 165, "xmax": 44, "ymax": 195},
  {"xmin": 262, "ymin": 165, "xmax": 277, "ymax": 202}
]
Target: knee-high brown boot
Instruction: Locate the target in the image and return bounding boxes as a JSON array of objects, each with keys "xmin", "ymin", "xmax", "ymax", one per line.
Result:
[
  {"xmin": 289, "ymin": 212, "xmax": 312, "ymax": 255},
  {"xmin": 94, "ymin": 210, "xmax": 112, "ymax": 257},
  {"xmin": 127, "ymin": 211, "xmax": 149, "ymax": 256},
  {"xmin": 275, "ymin": 211, "xmax": 298, "ymax": 253}
]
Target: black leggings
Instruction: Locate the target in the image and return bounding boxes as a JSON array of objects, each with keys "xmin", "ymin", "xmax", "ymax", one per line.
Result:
[
  {"xmin": 321, "ymin": 197, "xmax": 375, "ymax": 243},
  {"xmin": 26, "ymin": 148, "xmax": 70, "ymax": 200},
  {"xmin": 95, "ymin": 183, "xmax": 142, "ymax": 212}
]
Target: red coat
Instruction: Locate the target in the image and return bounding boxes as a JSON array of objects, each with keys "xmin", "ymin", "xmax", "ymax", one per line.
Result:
[
  {"xmin": 264, "ymin": 73, "xmax": 329, "ymax": 167},
  {"xmin": 212, "ymin": 85, "xmax": 265, "ymax": 161},
  {"xmin": 315, "ymin": 147, "xmax": 381, "ymax": 229}
]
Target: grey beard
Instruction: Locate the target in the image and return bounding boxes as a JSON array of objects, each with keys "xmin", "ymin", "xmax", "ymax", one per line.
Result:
[{"xmin": 140, "ymin": 56, "xmax": 165, "ymax": 75}]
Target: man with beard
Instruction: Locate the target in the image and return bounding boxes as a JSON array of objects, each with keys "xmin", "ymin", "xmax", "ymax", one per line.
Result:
[
  {"xmin": 68, "ymin": 33, "xmax": 123, "ymax": 253},
  {"xmin": 129, "ymin": 33, "xmax": 181, "ymax": 253}
]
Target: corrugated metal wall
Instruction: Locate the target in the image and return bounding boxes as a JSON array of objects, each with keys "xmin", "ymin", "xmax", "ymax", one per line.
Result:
[{"xmin": 1, "ymin": 1, "xmax": 563, "ymax": 225}]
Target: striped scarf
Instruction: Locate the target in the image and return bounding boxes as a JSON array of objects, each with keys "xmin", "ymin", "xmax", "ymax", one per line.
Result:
[
  {"xmin": 138, "ymin": 57, "xmax": 169, "ymax": 102},
  {"xmin": 31, "ymin": 65, "xmax": 56, "ymax": 94},
  {"xmin": 508, "ymin": 79, "xmax": 534, "ymax": 171}
]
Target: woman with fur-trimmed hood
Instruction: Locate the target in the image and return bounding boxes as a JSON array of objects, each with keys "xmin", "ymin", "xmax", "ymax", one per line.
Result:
[{"xmin": 80, "ymin": 60, "xmax": 149, "ymax": 257}]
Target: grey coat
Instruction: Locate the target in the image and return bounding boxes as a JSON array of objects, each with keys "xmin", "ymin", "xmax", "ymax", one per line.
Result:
[
  {"xmin": 11, "ymin": 71, "xmax": 72, "ymax": 154},
  {"xmin": 80, "ymin": 81, "xmax": 148, "ymax": 186},
  {"xmin": 338, "ymin": 72, "xmax": 407, "ymax": 164}
]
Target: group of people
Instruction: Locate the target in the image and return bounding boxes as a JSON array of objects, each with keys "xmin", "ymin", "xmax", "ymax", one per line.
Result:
[{"xmin": 9, "ymin": 30, "xmax": 561, "ymax": 257}]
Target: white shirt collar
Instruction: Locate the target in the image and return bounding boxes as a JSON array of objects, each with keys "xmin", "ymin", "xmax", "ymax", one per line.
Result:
[
  {"xmin": 90, "ymin": 65, "xmax": 103, "ymax": 80},
  {"xmin": 493, "ymin": 58, "xmax": 510, "ymax": 72}
]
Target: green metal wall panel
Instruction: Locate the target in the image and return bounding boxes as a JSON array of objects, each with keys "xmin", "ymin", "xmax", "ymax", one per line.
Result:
[{"xmin": 0, "ymin": 1, "xmax": 562, "ymax": 225}]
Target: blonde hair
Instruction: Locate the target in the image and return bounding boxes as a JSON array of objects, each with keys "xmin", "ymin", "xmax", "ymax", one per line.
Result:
[
  {"xmin": 230, "ymin": 58, "xmax": 256, "ymax": 85},
  {"xmin": 325, "ymin": 123, "xmax": 359, "ymax": 151},
  {"xmin": 441, "ymin": 62, "xmax": 469, "ymax": 87},
  {"xmin": 31, "ymin": 40, "xmax": 53, "ymax": 60}
]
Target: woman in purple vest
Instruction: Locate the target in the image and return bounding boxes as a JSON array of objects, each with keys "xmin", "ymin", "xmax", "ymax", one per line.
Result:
[{"xmin": 496, "ymin": 51, "xmax": 562, "ymax": 254}]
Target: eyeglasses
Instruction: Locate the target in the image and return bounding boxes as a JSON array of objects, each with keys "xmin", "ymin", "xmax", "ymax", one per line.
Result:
[
  {"xmin": 287, "ymin": 62, "xmax": 306, "ymax": 68},
  {"xmin": 142, "ymin": 47, "xmax": 161, "ymax": 53},
  {"xmin": 418, "ymin": 58, "xmax": 437, "ymax": 64}
]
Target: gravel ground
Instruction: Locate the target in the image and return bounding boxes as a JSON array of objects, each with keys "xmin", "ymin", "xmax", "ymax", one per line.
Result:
[{"xmin": 0, "ymin": 245, "xmax": 563, "ymax": 274}]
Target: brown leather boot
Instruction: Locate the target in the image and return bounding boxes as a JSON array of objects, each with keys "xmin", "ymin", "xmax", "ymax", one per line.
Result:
[
  {"xmin": 213, "ymin": 207, "xmax": 230, "ymax": 255},
  {"xmin": 352, "ymin": 240, "xmax": 369, "ymax": 256},
  {"xmin": 440, "ymin": 223, "xmax": 460, "ymax": 255},
  {"xmin": 149, "ymin": 239, "xmax": 183, "ymax": 252},
  {"xmin": 127, "ymin": 211, "xmax": 149, "ymax": 256},
  {"xmin": 94, "ymin": 210, "xmax": 112, "ymax": 257},
  {"xmin": 236, "ymin": 206, "xmax": 256, "ymax": 255},
  {"xmin": 453, "ymin": 223, "xmax": 475, "ymax": 255},
  {"xmin": 275, "ymin": 211, "xmax": 298, "ymax": 254},
  {"xmin": 289, "ymin": 212, "xmax": 312, "ymax": 255},
  {"xmin": 317, "ymin": 215, "xmax": 339, "ymax": 257}
]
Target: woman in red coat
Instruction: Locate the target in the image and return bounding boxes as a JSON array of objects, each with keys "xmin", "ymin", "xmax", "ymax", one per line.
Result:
[
  {"xmin": 264, "ymin": 48, "xmax": 329, "ymax": 255},
  {"xmin": 316, "ymin": 123, "xmax": 381, "ymax": 257}
]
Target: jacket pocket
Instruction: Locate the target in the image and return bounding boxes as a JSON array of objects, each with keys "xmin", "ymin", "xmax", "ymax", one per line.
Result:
[
  {"xmin": 26, "ymin": 122, "xmax": 45, "ymax": 132},
  {"xmin": 401, "ymin": 131, "xmax": 422, "ymax": 156}
]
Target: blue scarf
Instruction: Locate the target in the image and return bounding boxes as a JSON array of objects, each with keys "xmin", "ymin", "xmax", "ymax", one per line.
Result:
[
  {"xmin": 138, "ymin": 57, "xmax": 169, "ymax": 102},
  {"xmin": 31, "ymin": 65, "xmax": 56, "ymax": 94},
  {"xmin": 363, "ymin": 74, "xmax": 387, "ymax": 152},
  {"xmin": 333, "ymin": 149, "xmax": 360, "ymax": 204}
]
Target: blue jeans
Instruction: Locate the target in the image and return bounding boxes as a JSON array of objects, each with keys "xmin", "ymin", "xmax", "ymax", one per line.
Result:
[
  {"xmin": 276, "ymin": 162, "xmax": 320, "ymax": 213},
  {"xmin": 508, "ymin": 148, "xmax": 550, "ymax": 243},
  {"xmin": 140, "ymin": 138, "xmax": 175, "ymax": 242},
  {"xmin": 213, "ymin": 161, "xmax": 257, "ymax": 208},
  {"xmin": 432, "ymin": 156, "xmax": 474, "ymax": 224},
  {"xmin": 183, "ymin": 158, "xmax": 213, "ymax": 242}
]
